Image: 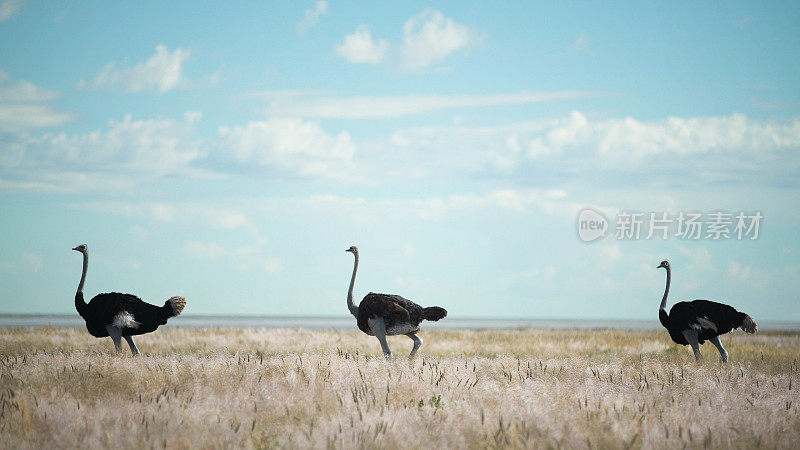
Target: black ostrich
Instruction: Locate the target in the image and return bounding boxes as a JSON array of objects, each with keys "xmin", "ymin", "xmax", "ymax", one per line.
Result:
[
  {"xmin": 345, "ymin": 246, "xmax": 447, "ymax": 358},
  {"xmin": 72, "ymin": 244, "xmax": 186, "ymax": 355},
  {"xmin": 657, "ymin": 260, "xmax": 757, "ymax": 362}
]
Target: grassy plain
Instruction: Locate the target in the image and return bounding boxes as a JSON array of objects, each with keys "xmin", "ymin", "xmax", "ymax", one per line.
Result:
[{"xmin": 1, "ymin": 326, "xmax": 798, "ymax": 448}]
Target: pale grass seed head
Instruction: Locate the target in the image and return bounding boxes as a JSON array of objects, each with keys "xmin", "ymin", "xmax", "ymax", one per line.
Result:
[{"xmin": 0, "ymin": 327, "xmax": 797, "ymax": 448}]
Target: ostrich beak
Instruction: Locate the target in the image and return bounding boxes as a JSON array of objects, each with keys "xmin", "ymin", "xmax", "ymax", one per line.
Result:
[
  {"xmin": 72, "ymin": 246, "xmax": 80, "ymax": 251},
  {"xmin": 656, "ymin": 262, "xmax": 665, "ymax": 269}
]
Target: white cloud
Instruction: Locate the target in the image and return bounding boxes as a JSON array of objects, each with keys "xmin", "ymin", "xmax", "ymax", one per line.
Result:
[
  {"xmin": 217, "ymin": 117, "xmax": 355, "ymax": 177},
  {"xmin": 182, "ymin": 241, "xmax": 226, "ymax": 260},
  {"xmin": 336, "ymin": 9, "xmax": 480, "ymax": 71},
  {"xmin": 482, "ymin": 189, "xmax": 570, "ymax": 214},
  {"xmin": 6, "ymin": 113, "xmax": 203, "ymax": 175},
  {"xmin": 399, "ymin": 9, "xmax": 481, "ymax": 71},
  {"xmin": 0, "ymin": 170, "xmax": 140, "ymax": 193},
  {"xmin": 0, "ymin": 71, "xmax": 74, "ymax": 133},
  {"xmin": 240, "ymin": 88, "xmax": 334, "ymax": 100},
  {"xmin": 71, "ymin": 201, "xmax": 284, "ymax": 272},
  {"xmin": 723, "ymin": 260, "xmax": 795, "ymax": 293},
  {"xmin": 183, "ymin": 241, "xmax": 281, "ymax": 273},
  {"xmin": 2, "ymin": 107, "xmax": 276, "ymax": 194},
  {"xmin": 727, "ymin": 261, "xmax": 753, "ymax": 281},
  {"xmin": 76, "ymin": 201, "xmax": 269, "ymax": 250},
  {"xmin": 566, "ymin": 33, "xmax": 588, "ymax": 54},
  {"xmin": 265, "ymin": 91, "xmax": 597, "ymax": 119},
  {"xmin": 297, "ymin": 0, "xmax": 328, "ymax": 33},
  {"xmin": 0, "ymin": 251, "xmax": 42, "ymax": 273},
  {"xmin": 0, "ymin": 0, "xmax": 24, "ymax": 22},
  {"xmin": 0, "ymin": 104, "xmax": 74, "ymax": 134},
  {"xmin": 296, "ymin": 189, "xmax": 575, "ymax": 222},
  {"xmin": 528, "ymin": 112, "xmax": 800, "ymax": 161},
  {"xmin": 336, "ymin": 25, "xmax": 388, "ymax": 64},
  {"xmin": 676, "ymin": 246, "xmax": 713, "ymax": 271},
  {"xmin": 81, "ymin": 45, "xmax": 192, "ymax": 93},
  {"xmin": 601, "ymin": 245, "xmax": 621, "ymax": 261},
  {"xmin": 383, "ymin": 112, "xmax": 800, "ymax": 184},
  {"xmin": 732, "ymin": 16, "xmax": 756, "ymax": 27},
  {"xmin": 3, "ymin": 106, "xmax": 799, "ymax": 195},
  {"xmin": 0, "ymin": 112, "xmax": 360, "ymax": 192},
  {"xmin": 529, "ymin": 112, "xmax": 800, "ymax": 172},
  {"xmin": 21, "ymin": 252, "xmax": 42, "ymax": 272},
  {"xmin": 217, "ymin": 190, "xmax": 575, "ymax": 231},
  {"xmin": 0, "ymin": 71, "xmax": 58, "ymax": 102},
  {"xmin": 382, "ymin": 120, "xmax": 553, "ymax": 178},
  {"xmin": 80, "ymin": 202, "xmax": 256, "ymax": 233},
  {"xmin": 528, "ymin": 111, "xmax": 590, "ymax": 159}
]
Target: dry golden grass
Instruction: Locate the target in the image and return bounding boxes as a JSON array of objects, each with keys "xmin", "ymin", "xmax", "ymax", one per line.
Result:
[{"xmin": 1, "ymin": 326, "xmax": 798, "ymax": 448}]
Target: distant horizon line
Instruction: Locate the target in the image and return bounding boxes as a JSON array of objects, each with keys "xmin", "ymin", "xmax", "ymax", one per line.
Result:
[
  {"xmin": 1, "ymin": 312, "xmax": 799, "ymax": 322},
  {"xmin": 2, "ymin": 313, "xmax": 799, "ymax": 331}
]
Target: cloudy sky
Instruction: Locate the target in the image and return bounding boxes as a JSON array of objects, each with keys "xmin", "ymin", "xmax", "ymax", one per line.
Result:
[{"xmin": 1, "ymin": 1, "xmax": 798, "ymax": 320}]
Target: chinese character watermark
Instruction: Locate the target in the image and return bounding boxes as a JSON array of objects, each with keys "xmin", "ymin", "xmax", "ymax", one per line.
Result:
[
  {"xmin": 615, "ymin": 212, "xmax": 644, "ymax": 240},
  {"xmin": 674, "ymin": 212, "xmax": 702, "ymax": 239},
  {"xmin": 576, "ymin": 208, "xmax": 762, "ymax": 242}
]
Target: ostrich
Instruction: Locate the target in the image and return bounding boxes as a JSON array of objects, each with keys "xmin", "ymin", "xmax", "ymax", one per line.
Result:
[
  {"xmin": 72, "ymin": 244, "xmax": 186, "ymax": 355},
  {"xmin": 345, "ymin": 246, "xmax": 447, "ymax": 358},
  {"xmin": 657, "ymin": 260, "xmax": 757, "ymax": 362}
]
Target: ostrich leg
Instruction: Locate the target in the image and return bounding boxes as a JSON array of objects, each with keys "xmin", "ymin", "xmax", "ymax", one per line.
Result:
[
  {"xmin": 709, "ymin": 335, "xmax": 728, "ymax": 362},
  {"xmin": 370, "ymin": 317, "xmax": 392, "ymax": 359},
  {"xmin": 124, "ymin": 335, "xmax": 140, "ymax": 356},
  {"xmin": 406, "ymin": 333, "xmax": 422, "ymax": 358},
  {"xmin": 682, "ymin": 329, "xmax": 703, "ymax": 361},
  {"xmin": 106, "ymin": 325, "xmax": 123, "ymax": 353}
]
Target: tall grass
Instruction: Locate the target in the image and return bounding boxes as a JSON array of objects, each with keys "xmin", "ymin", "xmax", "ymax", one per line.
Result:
[{"xmin": 1, "ymin": 327, "xmax": 798, "ymax": 448}]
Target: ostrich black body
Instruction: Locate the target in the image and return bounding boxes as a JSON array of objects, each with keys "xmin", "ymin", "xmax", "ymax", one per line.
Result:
[
  {"xmin": 75, "ymin": 291, "xmax": 175, "ymax": 338},
  {"xmin": 660, "ymin": 299, "xmax": 749, "ymax": 345},
  {"xmin": 656, "ymin": 259, "xmax": 757, "ymax": 362},
  {"xmin": 71, "ymin": 243, "xmax": 186, "ymax": 355},
  {"xmin": 345, "ymin": 245, "xmax": 447, "ymax": 358},
  {"xmin": 356, "ymin": 292, "xmax": 447, "ymax": 335}
]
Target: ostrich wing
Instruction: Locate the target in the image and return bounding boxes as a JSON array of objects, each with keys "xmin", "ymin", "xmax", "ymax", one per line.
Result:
[
  {"xmin": 357, "ymin": 293, "xmax": 423, "ymax": 334},
  {"xmin": 688, "ymin": 299, "xmax": 740, "ymax": 335},
  {"xmin": 361, "ymin": 293, "xmax": 413, "ymax": 320},
  {"xmin": 694, "ymin": 316, "xmax": 718, "ymax": 332},
  {"xmin": 384, "ymin": 300, "xmax": 412, "ymax": 322}
]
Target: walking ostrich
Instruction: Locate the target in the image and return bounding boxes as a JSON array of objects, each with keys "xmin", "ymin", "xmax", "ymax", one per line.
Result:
[
  {"xmin": 72, "ymin": 244, "xmax": 186, "ymax": 355},
  {"xmin": 657, "ymin": 260, "xmax": 757, "ymax": 362},
  {"xmin": 345, "ymin": 246, "xmax": 447, "ymax": 358}
]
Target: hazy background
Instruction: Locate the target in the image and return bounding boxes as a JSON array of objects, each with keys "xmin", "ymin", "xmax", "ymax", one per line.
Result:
[{"xmin": 1, "ymin": 1, "xmax": 798, "ymax": 320}]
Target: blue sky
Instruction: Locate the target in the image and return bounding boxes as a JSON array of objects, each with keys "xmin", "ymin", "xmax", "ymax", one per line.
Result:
[{"xmin": 0, "ymin": 1, "xmax": 798, "ymax": 320}]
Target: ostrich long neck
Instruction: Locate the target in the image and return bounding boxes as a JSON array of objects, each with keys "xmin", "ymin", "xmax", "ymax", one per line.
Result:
[
  {"xmin": 660, "ymin": 267, "xmax": 671, "ymax": 312},
  {"xmin": 77, "ymin": 251, "xmax": 88, "ymax": 294},
  {"xmin": 75, "ymin": 251, "xmax": 88, "ymax": 314},
  {"xmin": 346, "ymin": 253, "xmax": 359, "ymax": 317}
]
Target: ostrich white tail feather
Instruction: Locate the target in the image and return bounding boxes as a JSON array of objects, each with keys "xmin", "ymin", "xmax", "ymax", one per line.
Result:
[
  {"xmin": 112, "ymin": 311, "xmax": 140, "ymax": 329},
  {"xmin": 167, "ymin": 296, "xmax": 186, "ymax": 316}
]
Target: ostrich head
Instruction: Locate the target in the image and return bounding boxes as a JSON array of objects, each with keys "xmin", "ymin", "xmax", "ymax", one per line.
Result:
[
  {"xmin": 657, "ymin": 260, "xmax": 670, "ymax": 269},
  {"xmin": 345, "ymin": 246, "xmax": 358, "ymax": 254},
  {"xmin": 72, "ymin": 244, "xmax": 88, "ymax": 253}
]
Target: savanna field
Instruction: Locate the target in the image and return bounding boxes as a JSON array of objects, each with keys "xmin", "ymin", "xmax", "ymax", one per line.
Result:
[{"xmin": 1, "ymin": 327, "xmax": 798, "ymax": 449}]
